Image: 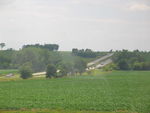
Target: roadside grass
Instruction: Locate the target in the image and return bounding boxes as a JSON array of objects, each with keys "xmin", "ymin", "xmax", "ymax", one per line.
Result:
[
  {"xmin": 0, "ymin": 71, "xmax": 149, "ymax": 113},
  {"xmin": 0, "ymin": 69, "xmax": 18, "ymax": 76}
]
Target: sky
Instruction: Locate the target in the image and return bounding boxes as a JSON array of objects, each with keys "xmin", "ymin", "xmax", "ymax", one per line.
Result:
[{"xmin": 0, "ymin": 0, "xmax": 150, "ymax": 51}]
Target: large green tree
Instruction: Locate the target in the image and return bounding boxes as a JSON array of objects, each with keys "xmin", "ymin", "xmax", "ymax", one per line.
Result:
[
  {"xmin": 74, "ymin": 59, "xmax": 87, "ymax": 74},
  {"xmin": 0, "ymin": 43, "xmax": 5, "ymax": 50},
  {"xmin": 12, "ymin": 47, "xmax": 61, "ymax": 72},
  {"xmin": 0, "ymin": 49, "xmax": 15, "ymax": 69},
  {"xmin": 46, "ymin": 64, "xmax": 57, "ymax": 78}
]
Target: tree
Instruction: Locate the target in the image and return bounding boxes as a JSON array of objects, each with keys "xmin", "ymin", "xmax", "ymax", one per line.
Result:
[
  {"xmin": 57, "ymin": 62, "xmax": 74, "ymax": 76},
  {"xmin": 113, "ymin": 49, "xmax": 147, "ymax": 70},
  {"xmin": 0, "ymin": 50, "xmax": 15, "ymax": 69},
  {"xmin": 133, "ymin": 62, "xmax": 150, "ymax": 70},
  {"xmin": 0, "ymin": 43, "xmax": 5, "ymax": 50},
  {"xmin": 72, "ymin": 48, "xmax": 98, "ymax": 58},
  {"xmin": 74, "ymin": 59, "xmax": 87, "ymax": 74},
  {"xmin": 72, "ymin": 48, "xmax": 78, "ymax": 55},
  {"xmin": 133, "ymin": 62, "xmax": 143, "ymax": 70},
  {"xmin": 57, "ymin": 63, "xmax": 67, "ymax": 77},
  {"xmin": 12, "ymin": 47, "xmax": 62, "ymax": 72},
  {"xmin": 118, "ymin": 60, "xmax": 130, "ymax": 70},
  {"xmin": 12, "ymin": 47, "xmax": 45, "ymax": 72},
  {"xmin": 57, "ymin": 66, "xmax": 67, "ymax": 77},
  {"xmin": 46, "ymin": 64, "xmax": 57, "ymax": 78},
  {"xmin": 19, "ymin": 63, "xmax": 33, "ymax": 79},
  {"xmin": 23, "ymin": 44, "xmax": 59, "ymax": 51}
]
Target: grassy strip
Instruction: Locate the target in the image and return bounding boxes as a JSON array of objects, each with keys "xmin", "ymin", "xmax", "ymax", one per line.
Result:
[{"xmin": 0, "ymin": 69, "xmax": 18, "ymax": 76}]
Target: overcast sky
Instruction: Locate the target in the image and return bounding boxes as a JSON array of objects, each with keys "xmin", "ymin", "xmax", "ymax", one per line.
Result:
[{"xmin": 0, "ymin": 0, "xmax": 150, "ymax": 51}]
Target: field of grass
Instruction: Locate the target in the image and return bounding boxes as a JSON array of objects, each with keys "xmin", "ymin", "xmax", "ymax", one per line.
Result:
[
  {"xmin": 60, "ymin": 51, "xmax": 108, "ymax": 64},
  {"xmin": 0, "ymin": 69, "xmax": 18, "ymax": 76},
  {"xmin": 0, "ymin": 71, "xmax": 150, "ymax": 113}
]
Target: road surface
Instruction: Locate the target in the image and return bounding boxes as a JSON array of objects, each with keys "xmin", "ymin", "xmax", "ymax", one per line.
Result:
[{"xmin": 87, "ymin": 53, "xmax": 114, "ymax": 70}]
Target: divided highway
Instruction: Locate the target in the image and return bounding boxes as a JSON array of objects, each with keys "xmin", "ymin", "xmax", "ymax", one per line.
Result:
[
  {"xmin": 87, "ymin": 53, "xmax": 114, "ymax": 70},
  {"xmin": 32, "ymin": 53, "xmax": 114, "ymax": 75}
]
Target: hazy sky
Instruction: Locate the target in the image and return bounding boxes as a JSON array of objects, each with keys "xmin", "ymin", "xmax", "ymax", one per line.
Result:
[{"xmin": 0, "ymin": 0, "xmax": 150, "ymax": 51}]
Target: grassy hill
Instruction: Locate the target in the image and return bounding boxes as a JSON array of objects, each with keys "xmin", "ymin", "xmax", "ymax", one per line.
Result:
[{"xmin": 59, "ymin": 51, "xmax": 108, "ymax": 64}]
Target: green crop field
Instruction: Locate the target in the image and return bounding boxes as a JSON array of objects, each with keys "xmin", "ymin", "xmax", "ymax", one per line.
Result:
[{"xmin": 0, "ymin": 71, "xmax": 150, "ymax": 113}]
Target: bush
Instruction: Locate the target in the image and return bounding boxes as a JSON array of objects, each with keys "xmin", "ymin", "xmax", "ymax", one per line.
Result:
[
  {"xmin": 133, "ymin": 62, "xmax": 150, "ymax": 70},
  {"xmin": 133, "ymin": 62, "xmax": 143, "ymax": 70},
  {"xmin": 19, "ymin": 63, "xmax": 33, "ymax": 79},
  {"xmin": 46, "ymin": 64, "xmax": 57, "ymax": 78},
  {"xmin": 57, "ymin": 63, "xmax": 68, "ymax": 77},
  {"xmin": 143, "ymin": 62, "xmax": 150, "ymax": 70},
  {"xmin": 103, "ymin": 63, "xmax": 118, "ymax": 71},
  {"xmin": 117, "ymin": 60, "xmax": 130, "ymax": 70}
]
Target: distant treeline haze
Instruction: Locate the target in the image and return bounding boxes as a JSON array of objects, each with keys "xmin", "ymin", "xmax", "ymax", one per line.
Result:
[
  {"xmin": 113, "ymin": 50, "xmax": 150, "ymax": 70},
  {"xmin": 0, "ymin": 44, "xmax": 88, "ymax": 74},
  {"xmin": 0, "ymin": 43, "xmax": 150, "ymax": 73}
]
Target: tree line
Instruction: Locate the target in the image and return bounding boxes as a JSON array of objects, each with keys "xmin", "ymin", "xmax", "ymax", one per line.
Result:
[
  {"xmin": 23, "ymin": 44, "xmax": 59, "ymax": 51},
  {"xmin": 1, "ymin": 42, "xmax": 150, "ymax": 79},
  {"xmin": 0, "ymin": 43, "xmax": 87, "ymax": 79},
  {"xmin": 72, "ymin": 48, "xmax": 100, "ymax": 58},
  {"xmin": 112, "ymin": 50, "xmax": 150, "ymax": 70},
  {"xmin": 0, "ymin": 44, "xmax": 60, "ymax": 70}
]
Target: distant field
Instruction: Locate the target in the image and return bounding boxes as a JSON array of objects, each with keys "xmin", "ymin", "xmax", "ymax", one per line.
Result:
[
  {"xmin": 0, "ymin": 71, "xmax": 150, "ymax": 113},
  {"xmin": 0, "ymin": 69, "xmax": 18, "ymax": 76}
]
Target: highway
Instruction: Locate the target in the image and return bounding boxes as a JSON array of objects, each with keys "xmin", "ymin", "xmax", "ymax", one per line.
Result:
[{"xmin": 87, "ymin": 53, "xmax": 114, "ymax": 70}]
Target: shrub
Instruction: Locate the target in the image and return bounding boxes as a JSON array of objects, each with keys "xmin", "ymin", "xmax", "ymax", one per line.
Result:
[
  {"xmin": 19, "ymin": 63, "xmax": 33, "ymax": 79},
  {"xmin": 142, "ymin": 62, "xmax": 150, "ymax": 70},
  {"xmin": 117, "ymin": 60, "xmax": 130, "ymax": 70},
  {"xmin": 103, "ymin": 63, "xmax": 118, "ymax": 71},
  {"xmin": 133, "ymin": 62, "xmax": 143, "ymax": 70},
  {"xmin": 133, "ymin": 62, "xmax": 150, "ymax": 70},
  {"xmin": 46, "ymin": 64, "xmax": 57, "ymax": 78},
  {"xmin": 57, "ymin": 64, "xmax": 68, "ymax": 77}
]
